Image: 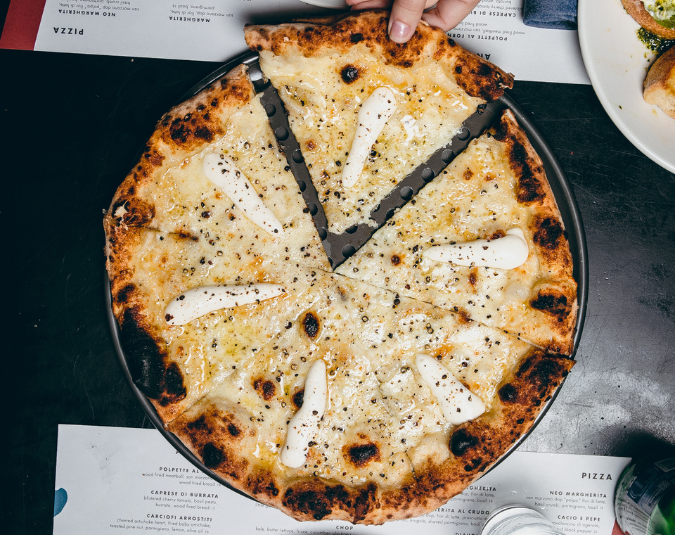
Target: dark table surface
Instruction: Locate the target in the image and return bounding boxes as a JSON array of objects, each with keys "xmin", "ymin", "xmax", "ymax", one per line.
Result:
[{"xmin": 3, "ymin": 6, "xmax": 675, "ymax": 533}]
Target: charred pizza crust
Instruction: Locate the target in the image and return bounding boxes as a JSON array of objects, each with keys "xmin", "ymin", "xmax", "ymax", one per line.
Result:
[
  {"xmin": 168, "ymin": 348, "xmax": 573, "ymax": 523},
  {"xmin": 245, "ymin": 11, "xmax": 513, "ymax": 100},
  {"xmin": 245, "ymin": 10, "xmax": 514, "ymax": 234},
  {"xmin": 104, "ymin": 10, "xmax": 577, "ymax": 526}
]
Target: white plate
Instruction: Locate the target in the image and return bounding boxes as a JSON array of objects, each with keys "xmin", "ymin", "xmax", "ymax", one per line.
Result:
[{"xmin": 578, "ymin": 0, "xmax": 675, "ymax": 174}]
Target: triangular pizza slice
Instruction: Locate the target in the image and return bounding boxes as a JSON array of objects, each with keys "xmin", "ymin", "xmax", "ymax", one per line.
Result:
[
  {"xmin": 105, "ymin": 64, "xmax": 329, "ymax": 271},
  {"xmin": 337, "ymin": 110, "xmax": 577, "ymax": 354},
  {"xmin": 167, "ymin": 272, "xmax": 572, "ymax": 523},
  {"xmin": 105, "ymin": 224, "xmax": 336, "ymax": 422},
  {"xmin": 245, "ymin": 10, "xmax": 513, "ymax": 234}
]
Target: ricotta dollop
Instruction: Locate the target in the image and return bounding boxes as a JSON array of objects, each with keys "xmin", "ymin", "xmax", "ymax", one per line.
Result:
[
  {"xmin": 342, "ymin": 87, "xmax": 397, "ymax": 188},
  {"xmin": 415, "ymin": 354, "xmax": 485, "ymax": 425},
  {"xmin": 203, "ymin": 153, "xmax": 284, "ymax": 236},
  {"xmin": 422, "ymin": 228, "xmax": 529, "ymax": 270},
  {"xmin": 280, "ymin": 360, "xmax": 327, "ymax": 468},
  {"xmin": 164, "ymin": 283, "xmax": 285, "ymax": 326}
]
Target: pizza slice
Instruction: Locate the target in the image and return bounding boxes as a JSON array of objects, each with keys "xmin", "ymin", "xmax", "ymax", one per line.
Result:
[
  {"xmin": 245, "ymin": 10, "xmax": 513, "ymax": 234},
  {"xmin": 105, "ymin": 64, "xmax": 329, "ymax": 271},
  {"xmin": 337, "ymin": 110, "xmax": 577, "ymax": 354},
  {"xmin": 168, "ymin": 280, "xmax": 417, "ymax": 523},
  {"xmin": 105, "ymin": 223, "xmax": 337, "ymax": 421},
  {"xmin": 166, "ymin": 270, "xmax": 572, "ymax": 523}
]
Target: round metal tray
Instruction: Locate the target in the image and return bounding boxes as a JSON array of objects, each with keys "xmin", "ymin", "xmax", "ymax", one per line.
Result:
[{"xmin": 106, "ymin": 52, "xmax": 588, "ymax": 500}]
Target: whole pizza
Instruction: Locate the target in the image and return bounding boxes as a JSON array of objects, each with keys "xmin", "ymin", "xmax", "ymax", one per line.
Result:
[{"xmin": 105, "ymin": 11, "xmax": 578, "ymax": 524}]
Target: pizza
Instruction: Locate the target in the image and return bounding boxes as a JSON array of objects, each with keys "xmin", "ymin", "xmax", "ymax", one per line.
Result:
[{"xmin": 104, "ymin": 10, "xmax": 577, "ymax": 525}]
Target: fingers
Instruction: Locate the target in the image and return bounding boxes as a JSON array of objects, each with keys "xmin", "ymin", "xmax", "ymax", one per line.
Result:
[
  {"xmin": 345, "ymin": 0, "xmax": 392, "ymax": 8},
  {"xmin": 388, "ymin": 0, "xmax": 435, "ymax": 43},
  {"xmin": 422, "ymin": 0, "xmax": 480, "ymax": 31}
]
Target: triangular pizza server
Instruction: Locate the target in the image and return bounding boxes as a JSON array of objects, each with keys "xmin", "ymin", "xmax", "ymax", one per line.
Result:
[{"xmin": 243, "ymin": 54, "xmax": 512, "ymax": 269}]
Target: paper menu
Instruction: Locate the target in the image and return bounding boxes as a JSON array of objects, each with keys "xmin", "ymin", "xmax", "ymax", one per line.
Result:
[
  {"xmin": 53, "ymin": 425, "xmax": 629, "ymax": 535},
  {"xmin": 0, "ymin": 0, "xmax": 588, "ymax": 84},
  {"xmin": 450, "ymin": 0, "xmax": 590, "ymax": 85}
]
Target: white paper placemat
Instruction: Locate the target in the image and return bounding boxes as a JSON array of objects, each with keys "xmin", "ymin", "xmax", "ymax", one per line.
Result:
[
  {"xmin": 53, "ymin": 424, "xmax": 628, "ymax": 535},
  {"xmin": 1, "ymin": 0, "xmax": 588, "ymax": 84}
]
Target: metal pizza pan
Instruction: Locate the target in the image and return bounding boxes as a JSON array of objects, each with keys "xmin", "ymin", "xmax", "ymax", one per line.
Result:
[{"xmin": 106, "ymin": 51, "xmax": 588, "ymax": 500}]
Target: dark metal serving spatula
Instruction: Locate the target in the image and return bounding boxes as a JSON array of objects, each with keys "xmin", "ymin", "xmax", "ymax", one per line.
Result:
[{"xmin": 244, "ymin": 54, "xmax": 511, "ymax": 270}]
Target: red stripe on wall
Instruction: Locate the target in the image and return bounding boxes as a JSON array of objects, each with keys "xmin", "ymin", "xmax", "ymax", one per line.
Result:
[{"xmin": 0, "ymin": 0, "xmax": 48, "ymax": 50}]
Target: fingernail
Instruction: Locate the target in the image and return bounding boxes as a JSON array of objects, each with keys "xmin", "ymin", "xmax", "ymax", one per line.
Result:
[{"xmin": 389, "ymin": 20, "xmax": 412, "ymax": 43}]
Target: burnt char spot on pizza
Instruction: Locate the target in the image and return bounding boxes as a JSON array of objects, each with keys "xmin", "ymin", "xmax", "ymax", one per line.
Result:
[
  {"xmin": 353, "ymin": 483, "xmax": 378, "ymax": 523},
  {"xmin": 516, "ymin": 352, "xmax": 569, "ymax": 395},
  {"xmin": 490, "ymin": 229, "xmax": 506, "ymax": 240},
  {"xmin": 391, "ymin": 254, "xmax": 402, "ymax": 266},
  {"xmin": 161, "ymin": 362, "xmax": 188, "ymax": 405},
  {"xmin": 202, "ymin": 442, "xmax": 224, "ymax": 468},
  {"xmin": 172, "ymin": 407, "xmax": 252, "ymax": 481},
  {"xmin": 116, "ymin": 283, "xmax": 137, "ymax": 306},
  {"xmin": 142, "ymin": 146, "xmax": 165, "ymax": 167},
  {"xmin": 463, "ymin": 168, "xmax": 474, "ymax": 180},
  {"xmin": 111, "ymin": 197, "xmax": 156, "ymax": 227},
  {"xmin": 450, "ymin": 428, "xmax": 479, "ymax": 457},
  {"xmin": 533, "ymin": 216, "xmax": 564, "ymax": 250},
  {"xmin": 169, "ymin": 116, "xmax": 216, "ymax": 146},
  {"xmin": 492, "ymin": 115, "xmax": 545, "ymax": 205},
  {"xmin": 346, "ymin": 443, "xmax": 381, "ymax": 467},
  {"xmin": 453, "ymin": 307, "xmax": 473, "ymax": 324},
  {"xmin": 117, "ymin": 306, "xmax": 186, "ymax": 405},
  {"xmin": 186, "ymin": 414, "xmax": 211, "ymax": 433},
  {"xmin": 302, "ymin": 312, "xmax": 320, "ymax": 339},
  {"xmin": 468, "ymin": 269, "xmax": 478, "ymax": 289},
  {"xmin": 350, "ymin": 32, "xmax": 364, "ymax": 43},
  {"xmin": 530, "ymin": 289, "xmax": 572, "ymax": 320},
  {"xmin": 247, "ymin": 471, "xmax": 280, "ymax": 498},
  {"xmin": 340, "ymin": 64, "xmax": 361, "ymax": 84},
  {"xmin": 283, "ymin": 481, "xmax": 378, "ymax": 522},
  {"xmin": 532, "ymin": 215, "xmax": 571, "ymax": 266},
  {"xmin": 453, "ymin": 52, "xmax": 512, "ymax": 100},
  {"xmin": 253, "ymin": 378, "xmax": 276, "ymax": 401},
  {"xmin": 227, "ymin": 423, "xmax": 242, "ymax": 437},
  {"xmin": 283, "ymin": 486, "xmax": 334, "ymax": 520},
  {"xmin": 498, "ymin": 383, "xmax": 519, "ymax": 404},
  {"xmin": 292, "ymin": 389, "xmax": 304, "ymax": 409}
]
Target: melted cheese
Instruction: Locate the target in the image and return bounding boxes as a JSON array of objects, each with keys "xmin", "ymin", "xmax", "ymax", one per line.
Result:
[
  {"xmin": 258, "ymin": 50, "xmax": 484, "ymax": 233},
  {"xmin": 337, "ymin": 125, "xmax": 573, "ymax": 351}
]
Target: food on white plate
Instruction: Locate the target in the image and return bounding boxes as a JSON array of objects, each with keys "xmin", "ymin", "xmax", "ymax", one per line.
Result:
[
  {"xmin": 621, "ymin": 0, "xmax": 675, "ymax": 39},
  {"xmin": 644, "ymin": 45, "xmax": 675, "ymax": 118}
]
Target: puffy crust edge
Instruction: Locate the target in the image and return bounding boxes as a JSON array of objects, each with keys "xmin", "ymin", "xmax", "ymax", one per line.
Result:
[
  {"xmin": 391, "ymin": 350, "xmax": 575, "ymax": 518},
  {"xmin": 167, "ymin": 401, "xmax": 409, "ymax": 524},
  {"xmin": 492, "ymin": 109, "xmax": 578, "ymax": 355},
  {"xmin": 168, "ymin": 349, "xmax": 573, "ymax": 523},
  {"xmin": 105, "ymin": 225, "xmax": 190, "ymax": 422},
  {"xmin": 103, "ymin": 65, "xmax": 258, "ymax": 420},
  {"xmin": 103, "ymin": 64, "xmax": 255, "ymax": 233},
  {"xmin": 620, "ymin": 0, "xmax": 675, "ymax": 39},
  {"xmin": 244, "ymin": 10, "xmax": 514, "ymax": 101}
]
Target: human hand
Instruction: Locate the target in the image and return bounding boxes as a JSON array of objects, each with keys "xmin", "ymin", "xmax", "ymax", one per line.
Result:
[{"xmin": 345, "ymin": 0, "xmax": 481, "ymax": 43}]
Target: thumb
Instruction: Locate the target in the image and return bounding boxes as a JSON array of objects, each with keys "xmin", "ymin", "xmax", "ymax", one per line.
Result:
[{"xmin": 388, "ymin": 0, "xmax": 432, "ymax": 43}]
